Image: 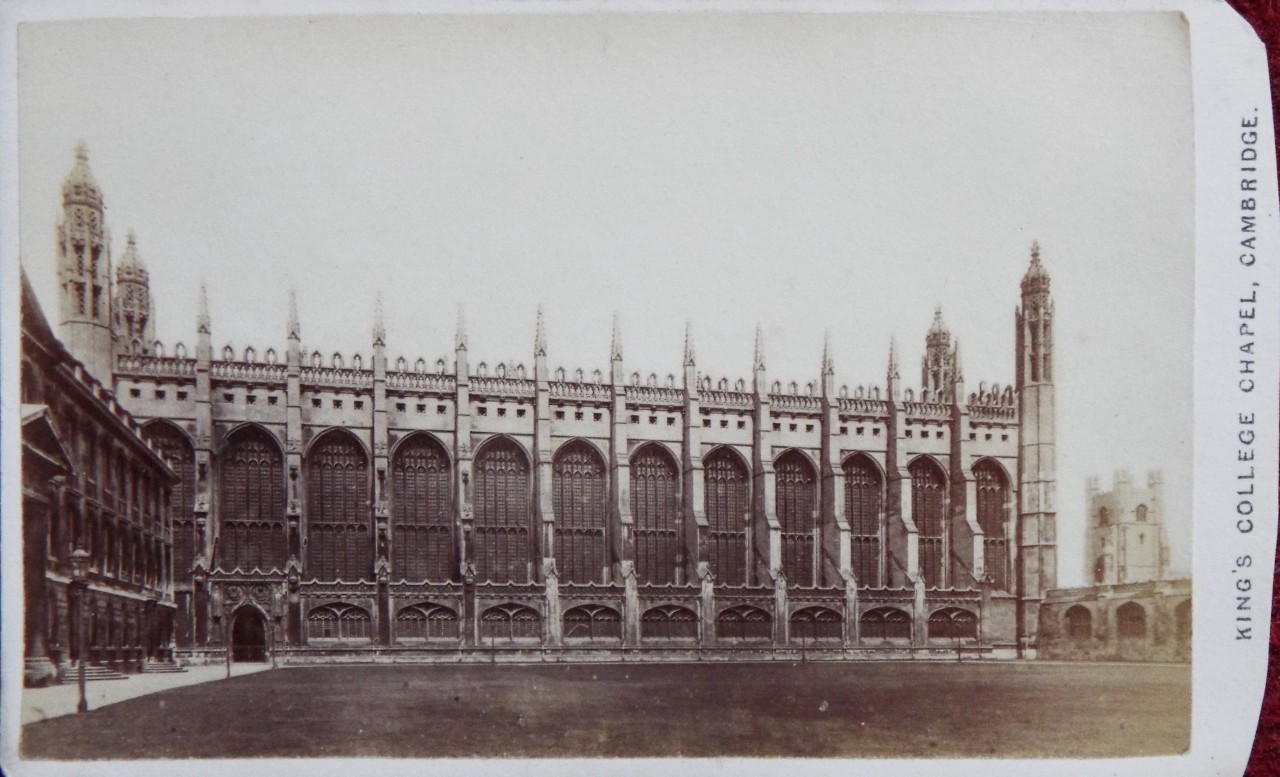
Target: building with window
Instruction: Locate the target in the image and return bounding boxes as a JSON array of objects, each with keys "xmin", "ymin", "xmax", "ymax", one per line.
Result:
[
  {"xmin": 32, "ymin": 146, "xmax": 1063, "ymax": 662},
  {"xmin": 1038, "ymin": 471, "xmax": 1190, "ymax": 662},
  {"xmin": 21, "ymin": 268, "xmax": 179, "ymax": 686}
]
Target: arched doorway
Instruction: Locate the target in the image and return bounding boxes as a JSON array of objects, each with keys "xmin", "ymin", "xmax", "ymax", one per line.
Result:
[{"xmin": 231, "ymin": 608, "xmax": 268, "ymax": 662}]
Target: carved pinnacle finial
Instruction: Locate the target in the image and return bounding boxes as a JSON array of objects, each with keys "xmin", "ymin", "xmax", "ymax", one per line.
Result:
[
  {"xmin": 197, "ymin": 283, "xmax": 210, "ymax": 335},
  {"xmin": 456, "ymin": 305, "xmax": 468, "ymax": 351},
  {"xmin": 821, "ymin": 330, "xmax": 834, "ymax": 376},
  {"xmin": 887, "ymin": 336, "xmax": 899, "ymax": 379},
  {"xmin": 754, "ymin": 324, "xmax": 766, "ymax": 371},
  {"xmin": 611, "ymin": 312, "xmax": 623, "ymax": 362},
  {"xmin": 287, "ymin": 288, "xmax": 300, "ymax": 341},
  {"xmin": 534, "ymin": 305, "xmax": 547, "ymax": 358},
  {"xmin": 372, "ymin": 293, "xmax": 385, "ymax": 346},
  {"xmin": 74, "ymin": 141, "xmax": 88, "ymax": 162},
  {"xmin": 683, "ymin": 320, "xmax": 696, "ymax": 367},
  {"xmin": 1021, "ymin": 239, "xmax": 1051, "ymax": 295},
  {"xmin": 120, "ymin": 230, "xmax": 142, "ymax": 268},
  {"xmin": 953, "ymin": 337, "xmax": 964, "ymax": 384}
]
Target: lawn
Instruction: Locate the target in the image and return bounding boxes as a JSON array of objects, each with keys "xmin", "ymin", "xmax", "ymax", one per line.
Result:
[{"xmin": 21, "ymin": 661, "xmax": 1190, "ymax": 759}]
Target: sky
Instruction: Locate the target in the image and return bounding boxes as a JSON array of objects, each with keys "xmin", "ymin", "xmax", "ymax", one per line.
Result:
[{"xmin": 16, "ymin": 11, "xmax": 1194, "ymax": 585}]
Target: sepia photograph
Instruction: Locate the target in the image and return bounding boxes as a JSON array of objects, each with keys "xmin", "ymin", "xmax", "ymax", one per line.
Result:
[{"xmin": 1, "ymin": 2, "xmax": 1274, "ymax": 774}]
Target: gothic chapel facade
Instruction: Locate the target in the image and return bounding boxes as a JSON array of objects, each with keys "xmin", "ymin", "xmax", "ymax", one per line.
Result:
[{"xmin": 43, "ymin": 147, "xmax": 1059, "ymax": 662}]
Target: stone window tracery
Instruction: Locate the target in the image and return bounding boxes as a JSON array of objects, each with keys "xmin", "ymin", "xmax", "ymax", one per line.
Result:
[
  {"xmin": 910, "ymin": 457, "xmax": 947, "ymax": 588},
  {"xmin": 552, "ymin": 441, "xmax": 608, "ymax": 584},
  {"xmin": 473, "ymin": 438, "xmax": 531, "ymax": 583},
  {"xmin": 219, "ymin": 426, "xmax": 287, "ymax": 572},
  {"xmin": 306, "ymin": 431, "xmax": 371, "ymax": 581},
  {"xmin": 630, "ymin": 444, "xmax": 681, "ymax": 585},
  {"xmin": 391, "ymin": 434, "xmax": 452, "ymax": 582},
  {"xmin": 975, "ymin": 459, "xmax": 1010, "ymax": 592},
  {"xmin": 704, "ymin": 447, "xmax": 749, "ymax": 587},
  {"xmin": 844, "ymin": 454, "xmax": 882, "ymax": 588},
  {"xmin": 775, "ymin": 450, "xmax": 816, "ymax": 587}
]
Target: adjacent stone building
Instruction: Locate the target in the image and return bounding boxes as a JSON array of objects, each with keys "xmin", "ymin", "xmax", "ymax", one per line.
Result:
[
  {"xmin": 1039, "ymin": 470, "xmax": 1190, "ymax": 662},
  {"xmin": 30, "ymin": 146, "xmax": 1065, "ymax": 663},
  {"xmin": 21, "ymin": 269, "xmax": 179, "ymax": 686}
]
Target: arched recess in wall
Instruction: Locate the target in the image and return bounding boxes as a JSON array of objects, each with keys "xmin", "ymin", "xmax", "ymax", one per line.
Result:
[
  {"xmin": 552, "ymin": 439, "xmax": 608, "ymax": 584},
  {"xmin": 630, "ymin": 443, "xmax": 682, "ymax": 585},
  {"xmin": 775, "ymin": 449, "xmax": 817, "ymax": 587},
  {"xmin": 305, "ymin": 429, "xmax": 371, "ymax": 581},
  {"xmin": 219, "ymin": 424, "xmax": 287, "ymax": 572},
  {"xmin": 143, "ymin": 420, "xmax": 197, "ymax": 579},
  {"xmin": 472, "ymin": 436, "xmax": 532, "ymax": 584},
  {"xmin": 843, "ymin": 453, "xmax": 884, "ymax": 589},
  {"xmin": 703, "ymin": 446, "xmax": 750, "ymax": 587},
  {"xmin": 974, "ymin": 457, "xmax": 1011, "ymax": 592},
  {"xmin": 390, "ymin": 433, "xmax": 452, "ymax": 582}
]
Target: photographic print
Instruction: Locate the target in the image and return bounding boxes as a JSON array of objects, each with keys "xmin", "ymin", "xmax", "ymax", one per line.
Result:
[{"xmin": 1, "ymin": 2, "xmax": 1275, "ymax": 775}]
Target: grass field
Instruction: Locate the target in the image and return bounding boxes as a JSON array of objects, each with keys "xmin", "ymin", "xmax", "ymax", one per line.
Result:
[{"xmin": 21, "ymin": 661, "xmax": 1190, "ymax": 759}]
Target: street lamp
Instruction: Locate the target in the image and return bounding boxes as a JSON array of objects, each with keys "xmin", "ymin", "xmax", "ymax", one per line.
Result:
[{"xmin": 69, "ymin": 548, "xmax": 90, "ymax": 714}]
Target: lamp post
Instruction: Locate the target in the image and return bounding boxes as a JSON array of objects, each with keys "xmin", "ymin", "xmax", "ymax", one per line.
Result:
[{"xmin": 70, "ymin": 548, "xmax": 90, "ymax": 714}]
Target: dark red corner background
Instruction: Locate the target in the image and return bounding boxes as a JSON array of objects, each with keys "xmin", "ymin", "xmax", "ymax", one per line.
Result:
[{"xmin": 1228, "ymin": 2, "xmax": 1279, "ymax": 774}]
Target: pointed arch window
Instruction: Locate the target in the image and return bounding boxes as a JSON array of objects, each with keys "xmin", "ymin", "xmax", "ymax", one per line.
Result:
[
  {"xmin": 974, "ymin": 459, "xmax": 1010, "ymax": 592},
  {"xmin": 219, "ymin": 427, "xmax": 287, "ymax": 572},
  {"xmin": 844, "ymin": 454, "xmax": 883, "ymax": 588},
  {"xmin": 306, "ymin": 431, "xmax": 371, "ymax": 581},
  {"xmin": 775, "ymin": 450, "xmax": 816, "ymax": 587},
  {"xmin": 391, "ymin": 435, "xmax": 452, "ymax": 582},
  {"xmin": 552, "ymin": 441, "xmax": 608, "ymax": 584},
  {"xmin": 473, "ymin": 438, "xmax": 531, "ymax": 583},
  {"xmin": 704, "ymin": 447, "xmax": 749, "ymax": 586},
  {"xmin": 144, "ymin": 423, "xmax": 196, "ymax": 580},
  {"xmin": 909, "ymin": 457, "xmax": 947, "ymax": 588},
  {"xmin": 630, "ymin": 445, "xmax": 681, "ymax": 585}
]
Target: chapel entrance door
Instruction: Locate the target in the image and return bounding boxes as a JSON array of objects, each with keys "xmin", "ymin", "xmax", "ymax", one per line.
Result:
[{"xmin": 231, "ymin": 608, "xmax": 268, "ymax": 662}]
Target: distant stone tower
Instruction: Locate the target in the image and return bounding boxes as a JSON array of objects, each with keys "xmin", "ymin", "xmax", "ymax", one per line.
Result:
[
  {"xmin": 1015, "ymin": 241, "xmax": 1057, "ymax": 655},
  {"xmin": 921, "ymin": 307, "xmax": 957, "ymax": 401},
  {"xmin": 1086, "ymin": 470, "xmax": 1167, "ymax": 585},
  {"xmin": 114, "ymin": 231, "xmax": 155, "ymax": 356},
  {"xmin": 57, "ymin": 144, "xmax": 116, "ymax": 382}
]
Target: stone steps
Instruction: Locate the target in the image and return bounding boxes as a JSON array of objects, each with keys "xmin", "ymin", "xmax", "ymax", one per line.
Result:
[
  {"xmin": 142, "ymin": 662, "xmax": 188, "ymax": 674},
  {"xmin": 77, "ymin": 665, "xmax": 130, "ymax": 681}
]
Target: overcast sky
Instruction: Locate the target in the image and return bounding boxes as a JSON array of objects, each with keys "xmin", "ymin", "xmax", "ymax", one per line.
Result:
[{"xmin": 17, "ymin": 12, "xmax": 1193, "ymax": 585}]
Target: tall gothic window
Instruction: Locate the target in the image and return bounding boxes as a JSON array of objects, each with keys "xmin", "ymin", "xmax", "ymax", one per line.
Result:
[
  {"xmin": 844, "ymin": 454, "xmax": 883, "ymax": 588},
  {"xmin": 775, "ymin": 450, "xmax": 816, "ymax": 587},
  {"xmin": 704, "ymin": 447, "xmax": 749, "ymax": 587},
  {"xmin": 630, "ymin": 444, "xmax": 681, "ymax": 585},
  {"xmin": 974, "ymin": 458, "xmax": 1010, "ymax": 591},
  {"xmin": 306, "ymin": 430, "xmax": 370, "ymax": 581},
  {"xmin": 391, "ymin": 434, "xmax": 452, "ymax": 582},
  {"xmin": 219, "ymin": 426, "xmax": 286, "ymax": 572},
  {"xmin": 910, "ymin": 457, "xmax": 947, "ymax": 588},
  {"xmin": 473, "ymin": 438, "xmax": 531, "ymax": 583},
  {"xmin": 144, "ymin": 422, "xmax": 196, "ymax": 581},
  {"xmin": 552, "ymin": 441, "xmax": 608, "ymax": 584}
]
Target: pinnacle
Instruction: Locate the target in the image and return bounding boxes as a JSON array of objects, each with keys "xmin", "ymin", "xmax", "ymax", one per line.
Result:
[{"xmin": 753, "ymin": 324, "xmax": 766, "ymax": 371}]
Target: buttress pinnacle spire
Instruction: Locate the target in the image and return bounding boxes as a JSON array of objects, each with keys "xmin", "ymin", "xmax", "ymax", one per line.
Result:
[
  {"xmin": 373, "ymin": 293, "xmax": 385, "ymax": 347},
  {"xmin": 887, "ymin": 336, "xmax": 900, "ymax": 380},
  {"xmin": 534, "ymin": 305, "xmax": 547, "ymax": 357},
  {"xmin": 455, "ymin": 306, "xmax": 468, "ymax": 351},
  {"xmin": 821, "ymin": 331, "xmax": 834, "ymax": 376},
  {"xmin": 197, "ymin": 283, "xmax": 210, "ymax": 335},
  {"xmin": 611, "ymin": 313, "xmax": 623, "ymax": 361},
  {"xmin": 753, "ymin": 324, "xmax": 766, "ymax": 371},
  {"xmin": 287, "ymin": 288, "xmax": 300, "ymax": 341},
  {"xmin": 120, "ymin": 230, "xmax": 142, "ymax": 268},
  {"xmin": 683, "ymin": 321, "xmax": 696, "ymax": 367}
]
